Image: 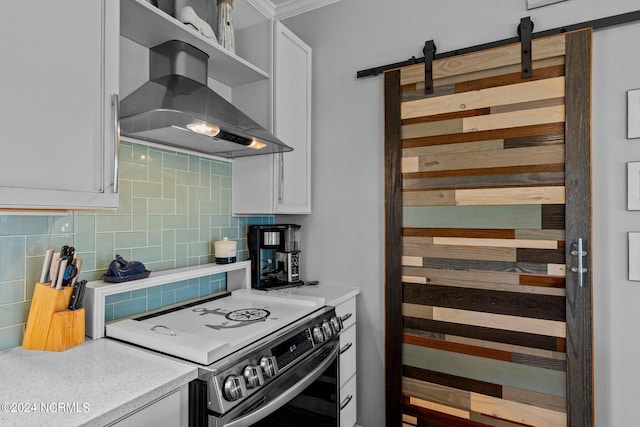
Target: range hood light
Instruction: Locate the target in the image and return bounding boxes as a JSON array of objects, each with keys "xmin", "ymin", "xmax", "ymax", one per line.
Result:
[
  {"xmin": 187, "ymin": 122, "xmax": 220, "ymax": 137},
  {"xmin": 248, "ymin": 138, "xmax": 266, "ymax": 150}
]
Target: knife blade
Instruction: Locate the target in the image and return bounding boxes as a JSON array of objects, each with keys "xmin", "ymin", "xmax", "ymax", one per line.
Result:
[
  {"xmin": 49, "ymin": 252, "xmax": 61, "ymax": 288},
  {"xmin": 39, "ymin": 248, "xmax": 54, "ymax": 284}
]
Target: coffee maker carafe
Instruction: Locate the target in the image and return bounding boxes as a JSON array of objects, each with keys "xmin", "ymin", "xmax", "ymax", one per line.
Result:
[{"xmin": 247, "ymin": 224, "xmax": 302, "ymax": 289}]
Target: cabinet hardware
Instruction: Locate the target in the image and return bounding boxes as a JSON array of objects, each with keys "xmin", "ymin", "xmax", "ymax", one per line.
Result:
[
  {"xmin": 340, "ymin": 394, "xmax": 353, "ymax": 411},
  {"xmin": 112, "ymin": 93, "xmax": 120, "ymax": 194},
  {"xmin": 340, "ymin": 342, "xmax": 353, "ymax": 355}
]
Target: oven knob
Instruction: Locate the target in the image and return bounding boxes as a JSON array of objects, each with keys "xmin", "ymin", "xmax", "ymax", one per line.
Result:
[
  {"xmin": 322, "ymin": 321, "xmax": 334, "ymax": 338},
  {"xmin": 312, "ymin": 325, "xmax": 325, "ymax": 343},
  {"xmin": 260, "ymin": 356, "xmax": 279, "ymax": 378},
  {"xmin": 243, "ymin": 365, "xmax": 264, "ymax": 388},
  {"xmin": 330, "ymin": 316, "xmax": 343, "ymax": 333},
  {"xmin": 223, "ymin": 375, "xmax": 246, "ymax": 401}
]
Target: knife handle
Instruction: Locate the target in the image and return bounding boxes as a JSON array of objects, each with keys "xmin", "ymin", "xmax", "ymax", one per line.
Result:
[
  {"xmin": 55, "ymin": 259, "xmax": 67, "ymax": 290},
  {"xmin": 40, "ymin": 248, "xmax": 54, "ymax": 284},
  {"xmin": 68, "ymin": 284, "xmax": 79, "ymax": 310},
  {"xmin": 49, "ymin": 253, "xmax": 61, "ymax": 288},
  {"xmin": 71, "ymin": 257, "xmax": 83, "ymax": 286}
]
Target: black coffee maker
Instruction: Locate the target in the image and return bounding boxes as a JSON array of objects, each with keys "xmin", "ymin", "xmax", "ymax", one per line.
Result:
[{"xmin": 247, "ymin": 224, "xmax": 302, "ymax": 289}]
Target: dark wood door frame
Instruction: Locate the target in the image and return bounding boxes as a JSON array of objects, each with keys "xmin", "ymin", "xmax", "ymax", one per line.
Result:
[{"xmin": 384, "ymin": 68, "xmax": 403, "ymax": 427}]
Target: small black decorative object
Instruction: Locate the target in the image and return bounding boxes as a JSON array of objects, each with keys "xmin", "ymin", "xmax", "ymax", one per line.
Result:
[{"xmin": 102, "ymin": 255, "xmax": 151, "ymax": 283}]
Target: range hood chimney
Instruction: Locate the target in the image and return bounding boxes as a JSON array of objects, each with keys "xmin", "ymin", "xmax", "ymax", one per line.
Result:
[{"xmin": 119, "ymin": 40, "xmax": 292, "ymax": 158}]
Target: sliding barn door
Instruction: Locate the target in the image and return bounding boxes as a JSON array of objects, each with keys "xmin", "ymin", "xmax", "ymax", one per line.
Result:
[{"xmin": 384, "ymin": 29, "xmax": 592, "ymax": 427}]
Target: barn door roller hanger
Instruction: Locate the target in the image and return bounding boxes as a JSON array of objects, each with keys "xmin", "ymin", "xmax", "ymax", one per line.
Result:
[{"xmin": 356, "ymin": 10, "xmax": 640, "ymax": 79}]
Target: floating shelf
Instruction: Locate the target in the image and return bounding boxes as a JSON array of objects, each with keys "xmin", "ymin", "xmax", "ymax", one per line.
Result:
[
  {"xmin": 120, "ymin": 0, "xmax": 269, "ymax": 87},
  {"xmin": 85, "ymin": 261, "xmax": 251, "ymax": 338}
]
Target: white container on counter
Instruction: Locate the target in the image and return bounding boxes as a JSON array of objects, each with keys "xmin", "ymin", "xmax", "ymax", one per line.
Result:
[{"xmin": 214, "ymin": 237, "xmax": 237, "ymax": 264}]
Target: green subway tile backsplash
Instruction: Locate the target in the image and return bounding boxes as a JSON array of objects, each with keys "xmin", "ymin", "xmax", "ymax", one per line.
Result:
[{"xmin": 0, "ymin": 140, "xmax": 273, "ymax": 351}]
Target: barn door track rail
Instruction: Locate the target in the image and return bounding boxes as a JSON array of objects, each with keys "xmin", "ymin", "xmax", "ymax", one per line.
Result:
[{"xmin": 356, "ymin": 10, "xmax": 640, "ymax": 79}]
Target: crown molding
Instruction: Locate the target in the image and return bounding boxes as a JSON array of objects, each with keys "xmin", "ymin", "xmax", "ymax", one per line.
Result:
[
  {"xmin": 246, "ymin": 0, "xmax": 276, "ymax": 19},
  {"xmin": 247, "ymin": 0, "xmax": 342, "ymax": 20}
]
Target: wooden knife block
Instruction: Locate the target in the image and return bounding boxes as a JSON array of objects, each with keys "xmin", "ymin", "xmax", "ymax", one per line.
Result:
[{"xmin": 22, "ymin": 283, "xmax": 85, "ymax": 352}]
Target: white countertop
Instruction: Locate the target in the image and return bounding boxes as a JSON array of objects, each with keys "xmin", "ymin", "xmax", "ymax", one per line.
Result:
[
  {"xmin": 264, "ymin": 283, "xmax": 360, "ymax": 307},
  {"xmin": 0, "ymin": 339, "xmax": 197, "ymax": 427}
]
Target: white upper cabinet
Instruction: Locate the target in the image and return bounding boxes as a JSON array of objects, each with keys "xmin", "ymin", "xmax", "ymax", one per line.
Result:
[
  {"xmin": 232, "ymin": 21, "xmax": 312, "ymax": 214},
  {"xmin": 0, "ymin": 0, "xmax": 119, "ymax": 210}
]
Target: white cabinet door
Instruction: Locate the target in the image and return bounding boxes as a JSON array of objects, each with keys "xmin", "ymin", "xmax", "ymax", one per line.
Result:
[
  {"xmin": 0, "ymin": 0, "xmax": 119, "ymax": 210},
  {"xmin": 232, "ymin": 21, "xmax": 311, "ymax": 215},
  {"xmin": 273, "ymin": 21, "xmax": 311, "ymax": 214}
]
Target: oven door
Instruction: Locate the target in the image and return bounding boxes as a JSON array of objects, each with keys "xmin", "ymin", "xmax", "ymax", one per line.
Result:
[{"xmin": 211, "ymin": 341, "xmax": 340, "ymax": 427}]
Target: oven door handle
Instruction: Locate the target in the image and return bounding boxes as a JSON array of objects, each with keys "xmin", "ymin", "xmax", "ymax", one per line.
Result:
[{"xmin": 223, "ymin": 343, "xmax": 340, "ymax": 427}]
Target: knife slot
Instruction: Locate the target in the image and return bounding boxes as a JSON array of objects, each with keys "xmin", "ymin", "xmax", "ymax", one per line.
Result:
[{"xmin": 22, "ymin": 283, "xmax": 85, "ymax": 352}]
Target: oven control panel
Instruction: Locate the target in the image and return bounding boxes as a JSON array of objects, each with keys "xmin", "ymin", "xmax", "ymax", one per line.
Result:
[{"xmin": 207, "ymin": 306, "xmax": 342, "ymax": 414}]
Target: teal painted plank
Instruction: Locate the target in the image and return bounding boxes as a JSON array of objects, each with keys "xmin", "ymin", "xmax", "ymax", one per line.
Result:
[
  {"xmin": 403, "ymin": 343, "xmax": 565, "ymax": 397},
  {"xmin": 403, "ymin": 205, "xmax": 541, "ymax": 229}
]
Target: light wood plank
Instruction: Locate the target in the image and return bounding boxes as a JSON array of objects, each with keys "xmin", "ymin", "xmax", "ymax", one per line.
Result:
[
  {"xmin": 402, "ymin": 255, "xmax": 423, "ymax": 266},
  {"xmin": 403, "ymin": 275, "xmax": 428, "ymax": 284},
  {"xmin": 432, "ymin": 306, "xmax": 566, "ymax": 338},
  {"xmin": 432, "ymin": 237, "xmax": 558, "ymax": 249},
  {"xmin": 470, "ymin": 393, "xmax": 567, "ymax": 427},
  {"xmin": 403, "ymin": 240, "xmax": 517, "ymax": 262},
  {"xmin": 403, "ymin": 139, "xmax": 504, "ymax": 158},
  {"xmin": 412, "ymin": 145, "xmax": 565, "ymax": 173},
  {"xmin": 402, "ymin": 156, "xmax": 419, "ymax": 173},
  {"xmin": 434, "ymin": 57, "xmax": 566, "ymax": 89},
  {"xmin": 404, "ymin": 190, "xmax": 456, "ymax": 206},
  {"xmin": 463, "ymin": 105, "xmax": 565, "ymax": 133},
  {"xmin": 402, "ymin": 77, "xmax": 565, "ymax": 119},
  {"xmin": 515, "ymin": 229, "xmax": 566, "ymax": 241},
  {"xmin": 403, "ymin": 303, "xmax": 434, "ymax": 319},
  {"xmin": 491, "ymin": 97, "xmax": 565, "ymax": 115},
  {"xmin": 402, "ymin": 118, "xmax": 463, "ymax": 140},
  {"xmin": 403, "ymin": 266, "xmax": 521, "ymax": 285},
  {"xmin": 400, "ymin": 35, "xmax": 566, "ymax": 85},
  {"xmin": 408, "ymin": 395, "xmax": 471, "ymax": 419},
  {"xmin": 402, "ymin": 414, "xmax": 418, "ymax": 425},
  {"xmin": 403, "ymin": 205, "xmax": 542, "ymax": 229},
  {"xmin": 403, "ymin": 344, "xmax": 567, "ymax": 397},
  {"xmin": 454, "ymin": 186, "xmax": 565, "ymax": 206},
  {"xmin": 547, "ymin": 264, "xmax": 566, "ymax": 277}
]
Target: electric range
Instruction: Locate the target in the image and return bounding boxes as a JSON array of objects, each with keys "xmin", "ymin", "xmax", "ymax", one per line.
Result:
[{"xmin": 106, "ymin": 288, "xmax": 345, "ymax": 425}]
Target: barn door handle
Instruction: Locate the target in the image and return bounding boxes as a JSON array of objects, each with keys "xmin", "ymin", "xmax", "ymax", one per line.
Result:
[{"xmin": 570, "ymin": 238, "xmax": 588, "ymax": 287}]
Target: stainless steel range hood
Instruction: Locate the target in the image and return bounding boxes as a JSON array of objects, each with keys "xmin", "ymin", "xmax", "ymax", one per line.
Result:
[{"xmin": 119, "ymin": 40, "xmax": 292, "ymax": 158}]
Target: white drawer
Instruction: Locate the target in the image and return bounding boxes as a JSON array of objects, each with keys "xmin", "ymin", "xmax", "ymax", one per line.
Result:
[
  {"xmin": 335, "ymin": 297, "xmax": 356, "ymax": 330},
  {"xmin": 340, "ymin": 375, "xmax": 357, "ymax": 427},
  {"xmin": 339, "ymin": 324, "xmax": 356, "ymax": 386}
]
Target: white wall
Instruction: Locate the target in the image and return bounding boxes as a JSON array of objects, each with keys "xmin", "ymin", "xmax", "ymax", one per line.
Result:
[{"xmin": 283, "ymin": 1, "xmax": 640, "ymax": 425}]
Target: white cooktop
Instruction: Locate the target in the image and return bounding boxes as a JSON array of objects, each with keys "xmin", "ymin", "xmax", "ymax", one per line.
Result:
[{"xmin": 106, "ymin": 289, "xmax": 325, "ymax": 365}]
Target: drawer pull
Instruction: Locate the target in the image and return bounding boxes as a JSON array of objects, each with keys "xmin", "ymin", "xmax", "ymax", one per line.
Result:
[
  {"xmin": 340, "ymin": 394, "xmax": 353, "ymax": 411},
  {"xmin": 340, "ymin": 312, "xmax": 352, "ymax": 323},
  {"xmin": 340, "ymin": 342, "xmax": 353, "ymax": 355}
]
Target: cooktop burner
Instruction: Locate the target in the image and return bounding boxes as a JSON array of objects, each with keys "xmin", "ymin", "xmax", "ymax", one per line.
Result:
[{"xmin": 106, "ymin": 289, "xmax": 325, "ymax": 365}]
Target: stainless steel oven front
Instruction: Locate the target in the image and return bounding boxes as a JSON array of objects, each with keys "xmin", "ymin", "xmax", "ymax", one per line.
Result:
[{"xmin": 189, "ymin": 306, "xmax": 342, "ymax": 427}]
